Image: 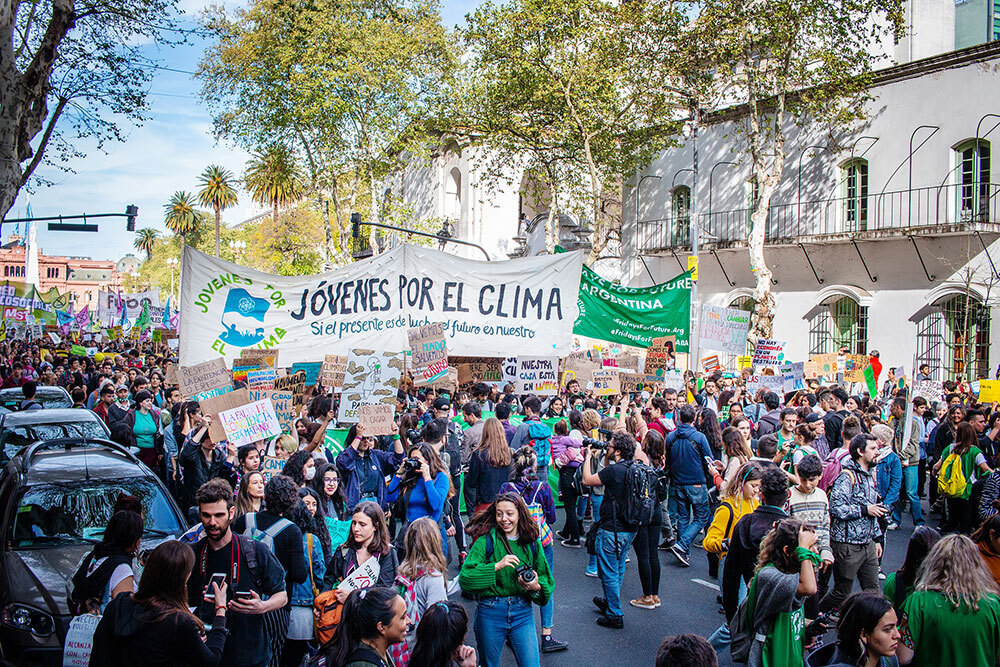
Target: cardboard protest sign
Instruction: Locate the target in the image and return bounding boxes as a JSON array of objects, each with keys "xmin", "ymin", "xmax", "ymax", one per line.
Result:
[
  {"xmin": 515, "ymin": 357, "xmax": 559, "ymax": 395},
  {"xmin": 358, "ymin": 403, "xmax": 395, "ymax": 435},
  {"xmin": 613, "ymin": 351, "xmax": 641, "ymax": 373},
  {"xmin": 408, "ymin": 322, "xmax": 449, "ymax": 385},
  {"xmin": 337, "ymin": 555, "xmax": 381, "ymax": 592},
  {"xmin": 248, "ymin": 388, "xmax": 295, "ymax": 435},
  {"xmin": 321, "ymin": 354, "xmax": 347, "ymax": 390},
  {"xmin": 979, "ymin": 380, "xmax": 1000, "ymax": 403},
  {"xmin": 842, "ymin": 354, "xmax": 868, "ymax": 383},
  {"xmin": 337, "ymin": 349, "xmax": 404, "ymax": 423},
  {"xmin": 259, "ymin": 456, "xmax": 285, "ymax": 483},
  {"xmin": 781, "ymin": 362, "xmax": 806, "ymax": 393},
  {"xmin": 247, "ymin": 368, "xmax": 278, "ymax": 390},
  {"xmin": 290, "ymin": 362, "xmax": 322, "ymax": 387},
  {"xmin": 751, "ymin": 339, "xmax": 786, "ymax": 367},
  {"xmin": 166, "ymin": 364, "xmax": 179, "ymax": 387},
  {"xmin": 701, "ymin": 355, "xmax": 722, "ymax": 373},
  {"xmin": 70, "ymin": 344, "xmax": 86, "ymax": 356},
  {"xmin": 231, "ymin": 362, "xmax": 260, "ymax": 383},
  {"xmin": 502, "ymin": 357, "xmax": 518, "ymax": 386},
  {"xmin": 643, "ymin": 336, "xmax": 675, "ymax": 377},
  {"xmin": 199, "ymin": 388, "xmax": 251, "ymax": 442},
  {"xmin": 457, "ymin": 360, "xmax": 503, "ymax": 385},
  {"xmin": 178, "ymin": 358, "xmax": 232, "ymax": 399},
  {"xmin": 561, "ymin": 350, "xmax": 601, "ymax": 387},
  {"xmin": 746, "ymin": 374, "xmax": 785, "ymax": 396},
  {"xmin": 700, "ymin": 304, "xmax": 751, "ymax": 355},
  {"xmin": 238, "ymin": 348, "xmax": 278, "ymax": 368},
  {"xmin": 218, "ymin": 399, "xmax": 282, "ymax": 448},
  {"xmin": 591, "ymin": 368, "xmax": 621, "ymax": 396}
]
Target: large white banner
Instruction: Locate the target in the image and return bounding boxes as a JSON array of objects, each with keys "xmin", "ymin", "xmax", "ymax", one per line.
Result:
[
  {"xmin": 98, "ymin": 290, "xmax": 163, "ymax": 325},
  {"xmin": 179, "ymin": 244, "xmax": 584, "ymax": 367}
]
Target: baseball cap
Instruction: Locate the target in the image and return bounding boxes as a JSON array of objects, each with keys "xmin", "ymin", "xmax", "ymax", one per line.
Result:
[
  {"xmin": 804, "ymin": 412, "xmax": 822, "ymax": 424},
  {"xmin": 433, "ymin": 397, "xmax": 451, "ymax": 411}
]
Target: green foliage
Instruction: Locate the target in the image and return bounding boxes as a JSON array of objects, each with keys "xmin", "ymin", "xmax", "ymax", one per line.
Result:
[
  {"xmin": 162, "ymin": 191, "xmax": 200, "ymax": 239},
  {"xmin": 198, "ymin": 164, "xmax": 240, "ymax": 256},
  {"xmin": 133, "ymin": 228, "xmax": 160, "ymax": 260},
  {"xmin": 243, "ymin": 144, "xmax": 305, "ymax": 221}
]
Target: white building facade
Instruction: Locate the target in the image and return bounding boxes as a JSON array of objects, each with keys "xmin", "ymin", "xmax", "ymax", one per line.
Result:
[{"xmin": 620, "ymin": 42, "xmax": 1000, "ymax": 381}]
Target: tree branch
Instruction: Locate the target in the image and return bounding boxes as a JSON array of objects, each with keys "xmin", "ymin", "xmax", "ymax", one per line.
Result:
[{"xmin": 19, "ymin": 94, "xmax": 66, "ymax": 187}]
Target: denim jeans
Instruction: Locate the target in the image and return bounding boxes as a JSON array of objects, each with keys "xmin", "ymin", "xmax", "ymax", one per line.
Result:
[
  {"xmin": 596, "ymin": 528, "xmax": 637, "ymax": 617},
  {"xmin": 587, "ymin": 495, "xmax": 604, "ymax": 572},
  {"xmin": 474, "ymin": 596, "xmax": 540, "ymax": 667},
  {"xmin": 540, "ymin": 544, "xmax": 554, "ymax": 629},
  {"xmin": 668, "ymin": 483, "xmax": 711, "ymax": 553},
  {"xmin": 892, "ymin": 465, "xmax": 924, "ymax": 526},
  {"xmin": 708, "ymin": 568, "xmax": 746, "ymax": 650}
]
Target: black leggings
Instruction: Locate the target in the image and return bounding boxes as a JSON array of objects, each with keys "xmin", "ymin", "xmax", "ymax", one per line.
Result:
[
  {"xmin": 558, "ymin": 467, "xmax": 581, "ymax": 540},
  {"xmin": 633, "ymin": 519, "xmax": 661, "ymax": 597},
  {"xmin": 944, "ymin": 496, "xmax": 974, "ymax": 534}
]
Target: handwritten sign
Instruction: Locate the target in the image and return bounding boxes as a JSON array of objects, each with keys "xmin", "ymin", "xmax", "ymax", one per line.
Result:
[
  {"xmin": 232, "ymin": 363, "xmax": 261, "ymax": 383},
  {"xmin": 700, "ymin": 304, "xmax": 751, "ymax": 355},
  {"xmin": 561, "ymin": 351, "xmax": 601, "ymax": 388},
  {"xmin": 238, "ymin": 348, "xmax": 278, "ymax": 368},
  {"xmin": 751, "ymin": 339, "xmax": 786, "ymax": 367},
  {"xmin": 259, "ymin": 455, "xmax": 285, "ymax": 483},
  {"xmin": 979, "ymin": 380, "xmax": 1000, "ymax": 403},
  {"xmin": 337, "ymin": 349, "xmax": 404, "ymax": 423},
  {"xmin": 337, "ymin": 555, "xmax": 381, "ymax": 592},
  {"xmin": 62, "ymin": 613, "xmax": 100, "ymax": 666},
  {"xmin": 178, "ymin": 358, "xmax": 233, "ymax": 399},
  {"xmin": 290, "ymin": 361, "xmax": 322, "ymax": 387},
  {"xmin": 358, "ymin": 403, "xmax": 395, "ymax": 436},
  {"xmin": 248, "ymin": 388, "xmax": 295, "ymax": 435},
  {"xmin": 746, "ymin": 374, "xmax": 785, "ymax": 396},
  {"xmin": 325, "ymin": 516, "xmax": 352, "ymax": 548},
  {"xmin": 591, "ymin": 368, "xmax": 621, "ymax": 396},
  {"xmin": 643, "ymin": 336, "xmax": 675, "ymax": 376},
  {"xmin": 516, "ymin": 356, "xmax": 559, "ymax": 396},
  {"xmin": 457, "ymin": 360, "xmax": 503, "ymax": 385},
  {"xmin": 321, "ymin": 354, "xmax": 348, "ymax": 390},
  {"xmin": 247, "ymin": 368, "xmax": 278, "ymax": 390},
  {"xmin": 842, "ymin": 354, "xmax": 869, "ymax": 383},
  {"xmin": 781, "ymin": 362, "xmax": 806, "ymax": 393},
  {"xmin": 218, "ymin": 399, "xmax": 283, "ymax": 448},
  {"xmin": 913, "ymin": 379, "xmax": 941, "ymax": 403},
  {"xmin": 200, "ymin": 388, "xmax": 251, "ymax": 442},
  {"xmin": 408, "ymin": 322, "xmax": 448, "ymax": 385}
]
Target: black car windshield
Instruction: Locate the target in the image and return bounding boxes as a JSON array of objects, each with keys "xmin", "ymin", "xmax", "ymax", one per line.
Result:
[
  {"xmin": 1, "ymin": 421, "xmax": 109, "ymax": 461},
  {"xmin": 10, "ymin": 477, "xmax": 183, "ymax": 549},
  {"xmin": 0, "ymin": 390, "xmax": 70, "ymax": 410}
]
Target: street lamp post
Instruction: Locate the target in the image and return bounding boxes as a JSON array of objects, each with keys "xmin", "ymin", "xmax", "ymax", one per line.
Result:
[{"xmin": 228, "ymin": 239, "xmax": 246, "ymax": 262}]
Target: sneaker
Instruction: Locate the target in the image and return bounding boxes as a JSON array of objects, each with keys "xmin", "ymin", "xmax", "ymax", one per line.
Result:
[
  {"xmin": 585, "ymin": 569, "xmax": 599, "ymax": 578},
  {"xmin": 561, "ymin": 538, "xmax": 582, "ymax": 548},
  {"xmin": 887, "ymin": 522, "xmax": 900, "ymax": 531},
  {"xmin": 625, "ymin": 555, "xmax": 631, "ymax": 563},
  {"xmin": 592, "ymin": 596, "xmax": 608, "ymax": 613},
  {"xmin": 658, "ymin": 539, "xmax": 676, "ymax": 551},
  {"xmin": 541, "ymin": 635, "xmax": 569, "ymax": 653},
  {"xmin": 651, "ymin": 595, "xmax": 661, "ymax": 608},
  {"xmin": 670, "ymin": 544, "xmax": 691, "ymax": 567},
  {"xmin": 629, "ymin": 596, "xmax": 657, "ymax": 610},
  {"xmin": 556, "ymin": 529, "xmax": 570, "ymax": 540},
  {"xmin": 596, "ymin": 614, "xmax": 624, "ymax": 629},
  {"xmin": 878, "ymin": 569, "xmax": 886, "ymax": 580}
]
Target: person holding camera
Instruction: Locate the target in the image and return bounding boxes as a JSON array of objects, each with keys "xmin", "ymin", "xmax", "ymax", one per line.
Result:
[
  {"xmin": 386, "ymin": 442, "xmax": 453, "ymax": 546},
  {"xmin": 581, "ymin": 431, "xmax": 640, "ymax": 629},
  {"xmin": 460, "ymin": 492, "xmax": 554, "ymax": 667}
]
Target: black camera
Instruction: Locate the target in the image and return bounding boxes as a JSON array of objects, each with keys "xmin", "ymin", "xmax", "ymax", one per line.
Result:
[
  {"xmin": 515, "ymin": 564, "xmax": 536, "ymax": 583},
  {"xmin": 406, "ymin": 429, "xmax": 422, "ymax": 443},
  {"xmin": 582, "ymin": 437, "xmax": 607, "ymax": 450},
  {"xmin": 401, "ymin": 457, "xmax": 422, "ymax": 473}
]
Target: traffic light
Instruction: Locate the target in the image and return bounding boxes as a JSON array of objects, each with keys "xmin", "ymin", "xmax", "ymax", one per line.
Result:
[
  {"xmin": 350, "ymin": 212, "xmax": 361, "ymax": 239},
  {"xmin": 125, "ymin": 204, "xmax": 138, "ymax": 231}
]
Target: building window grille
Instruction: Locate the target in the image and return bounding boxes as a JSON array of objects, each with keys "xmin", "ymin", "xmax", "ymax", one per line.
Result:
[
  {"xmin": 917, "ymin": 294, "xmax": 991, "ymax": 381},
  {"xmin": 956, "ymin": 139, "xmax": 991, "ymax": 222},
  {"xmin": 808, "ymin": 297, "xmax": 868, "ymax": 355},
  {"xmin": 671, "ymin": 186, "xmax": 691, "ymax": 245},
  {"xmin": 842, "ymin": 159, "xmax": 869, "ymax": 232}
]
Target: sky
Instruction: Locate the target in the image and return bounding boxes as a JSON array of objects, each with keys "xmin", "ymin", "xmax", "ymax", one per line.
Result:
[{"xmin": 10, "ymin": 0, "xmax": 480, "ymax": 263}]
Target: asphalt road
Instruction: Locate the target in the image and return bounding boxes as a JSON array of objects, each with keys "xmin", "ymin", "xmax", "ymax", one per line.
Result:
[{"xmin": 447, "ymin": 504, "xmax": 920, "ymax": 667}]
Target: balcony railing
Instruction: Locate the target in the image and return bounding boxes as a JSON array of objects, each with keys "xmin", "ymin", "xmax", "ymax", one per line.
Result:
[{"xmin": 637, "ymin": 182, "xmax": 1000, "ymax": 253}]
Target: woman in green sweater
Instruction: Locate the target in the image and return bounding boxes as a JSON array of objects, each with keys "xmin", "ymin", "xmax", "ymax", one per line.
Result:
[{"xmin": 459, "ymin": 492, "xmax": 554, "ymax": 667}]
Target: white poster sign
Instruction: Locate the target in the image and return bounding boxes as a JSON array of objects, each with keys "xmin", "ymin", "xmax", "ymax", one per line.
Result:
[
  {"xmin": 217, "ymin": 399, "xmax": 282, "ymax": 448},
  {"xmin": 746, "ymin": 374, "xmax": 785, "ymax": 396},
  {"xmin": 781, "ymin": 362, "xmax": 806, "ymax": 393},
  {"xmin": 515, "ymin": 356, "xmax": 559, "ymax": 396},
  {"xmin": 751, "ymin": 339, "xmax": 786, "ymax": 367},
  {"xmin": 179, "ymin": 244, "xmax": 583, "ymax": 367},
  {"xmin": 62, "ymin": 613, "xmax": 100, "ymax": 666},
  {"xmin": 337, "ymin": 555, "xmax": 381, "ymax": 592},
  {"xmin": 700, "ymin": 304, "xmax": 751, "ymax": 355},
  {"xmin": 336, "ymin": 349, "xmax": 404, "ymax": 424}
]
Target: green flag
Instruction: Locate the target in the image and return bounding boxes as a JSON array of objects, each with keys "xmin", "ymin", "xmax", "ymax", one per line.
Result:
[
  {"xmin": 135, "ymin": 302, "xmax": 151, "ymax": 331},
  {"xmin": 864, "ymin": 364, "xmax": 877, "ymax": 398}
]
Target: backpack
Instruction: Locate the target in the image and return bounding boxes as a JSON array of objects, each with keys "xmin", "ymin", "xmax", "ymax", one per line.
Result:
[
  {"xmin": 937, "ymin": 451, "xmax": 969, "ymax": 498},
  {"xmin": 314, "ymin": 590, "xmax": 343, "ymax": 646},
  {"xmin": 526, "ymin": 421, "xmax": 553, "ymax": 467},
  {"xmin": 68, "ymin": 552, "xmax": 133, "ymax": 616},
  {"xmin": 444, "ymin": 424, "xmax": 462, "ymax": 476},
  {"xmin": 729, "ymin": 570, "xmax": 762, "ymax": 663},
  {"xmin": 757, "ymin": 414, "xmax": 780, "ymax": 436},
  {"xmin": 502, "ymin": 480, "xmax": 553, "ymax": 547},
  {"xmin": 818, "ymin": 449, "xmax": 850, "ymax": 492},
  {"xmin": 622, "ymin": 460, "xmax": 659, "ymax": 528},
  {"xmin": 18, "ymin": 399, "xmax": 41, "ymax": 411},
  {"xmin": 244, "ymin": 513, "xmax": 294, "ymax": 552}
]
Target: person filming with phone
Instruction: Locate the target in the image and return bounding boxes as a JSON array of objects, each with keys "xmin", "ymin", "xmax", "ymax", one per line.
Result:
[{"xmin": 187, "ymin": 479, "xmax": 288, "ymax": 667}]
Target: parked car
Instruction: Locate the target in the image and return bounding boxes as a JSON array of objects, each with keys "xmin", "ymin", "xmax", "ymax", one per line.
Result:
[
  {"xmin": 0, "ymin": 439, "xmax": 186, "ymax": 666},
  {"xmin": 0, "ymin": 387, "xmax": 72, "ymax": 411},
  {"xmin": 0, "ymin": 410, "xmax": 111, "ymax": 463}
]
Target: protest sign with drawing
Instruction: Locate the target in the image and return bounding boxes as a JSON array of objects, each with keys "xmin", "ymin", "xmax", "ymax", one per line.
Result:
[
  {"xmin": 751, "ymin": 340, "xmax": 786, "ymax": 367},
  {"xmin": 337, "ymin": 349, "xmax": 404, "ymax": 423}
]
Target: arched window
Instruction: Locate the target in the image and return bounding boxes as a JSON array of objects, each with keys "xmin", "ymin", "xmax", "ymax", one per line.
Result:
[
  {"xmin": 808, "ymin": 296, "xmax": 868, "ymax": 355},
  {"xmin": 671, "ymin": 186, "xmax": 691, "ymax": 245},
  {"xmin": 955, "ymin": 139, "xmax": 991, "ymax": 221},
  {"xmin": 916, "ymin": 293, "xmax": 991, "ymax": 381},
  {"xmin": 719, "ymin": 296, "xmax": 755, "ymax": 371},
  {"xmin": 444, "ymin": 167, "xmax": 461, "ymax": 221},
  {"xmin": 841, "ymin": 158, "xmax": 869, "ymax": 232}
]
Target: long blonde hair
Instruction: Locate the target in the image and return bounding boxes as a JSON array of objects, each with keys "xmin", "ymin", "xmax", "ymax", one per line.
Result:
[
  {"xmin": 581, "ymin": 409, "xmax": 601, "ymax": 432},
  {"xmin": 398, "ymin": 517, "xmax": 447, "ymax": 580},
  {"xmin": 916, "ymin": 534, "xmax": 1000, "ymax": 610},
  {"xmin": 477, "ymin": 418, "xmax": 512, "ymax": 468}
]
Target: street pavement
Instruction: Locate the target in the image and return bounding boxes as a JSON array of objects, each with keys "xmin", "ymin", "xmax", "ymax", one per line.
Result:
[{"xmin": 448, "ymin": 505, "xmax": 920, "ymax": 667}]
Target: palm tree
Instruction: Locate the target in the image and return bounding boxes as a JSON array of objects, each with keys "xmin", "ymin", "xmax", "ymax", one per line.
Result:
[
  {"xmin": 243, "ymin": 144, "xmax": 304, "ymax": 226},
  {"xmin": 133, "ymin": 228, "xmax": 159, "ymax": 261},
  {"xmin": 197, "ymin": 165, "xmax": 239, "ymax": 257},
  {"xmin": 163, "ymin": 191, "xmax": 199, "ymax": 251}
]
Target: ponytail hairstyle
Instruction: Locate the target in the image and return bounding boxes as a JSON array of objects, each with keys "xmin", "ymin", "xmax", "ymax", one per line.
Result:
[
  {"xmin": 509, "ymin": 445, "xmax": 538, "ymax": 485},
  {"xmin": 408, "ymin": 601, "xmax": 470, "ymax": 667},
  {"xmin": 756, "ymin": 518, "xmax": 806, "ymax": 575},
  {"xmin": 322, "ymin": 587, "xmax": 401, "ymax": 666}
]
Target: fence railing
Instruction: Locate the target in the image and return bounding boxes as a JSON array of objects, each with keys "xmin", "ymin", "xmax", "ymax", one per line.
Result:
[{"xmin": 637, "ymin": 182, "xmax": 1000, "ymax": 253}]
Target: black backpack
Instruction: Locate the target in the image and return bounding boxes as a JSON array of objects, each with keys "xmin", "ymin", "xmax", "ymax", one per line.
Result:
[
  {"xmin": 68, "ymin": 552, "xmax": 133, "ymax": 615},
  {"xmin": 444, "ymin": 424, "xmax": 462, "ymax": 477},
  {"xmin": 621, "ymin": 460, "xmax": 659, "ymax": 528}
]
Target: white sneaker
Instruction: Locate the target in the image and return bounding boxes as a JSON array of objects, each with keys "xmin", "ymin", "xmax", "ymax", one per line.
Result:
[{"xmin": 878, "ymin": 570, "xmax": 886, "ymax": 580}]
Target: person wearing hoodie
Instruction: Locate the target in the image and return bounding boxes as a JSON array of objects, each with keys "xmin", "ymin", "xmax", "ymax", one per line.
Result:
[
  {"xmin": 664, "ymin": 404, "xmax": 718, "ymax": 567},
  {"xmin": 90, "ymin": 540, "xmax": 229, "ymax": 667}
]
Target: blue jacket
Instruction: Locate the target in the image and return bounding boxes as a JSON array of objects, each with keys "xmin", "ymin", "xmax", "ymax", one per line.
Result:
[
  {"xmin": 336, "ymin": 445, "xmax": 403, "ymax": 512},
  {"xmin": 665, "ymin": 423, "xmax": 713, "ymax": 486},
  {"xmin": 875, "ymin": 451, "xmax": 902, "ymax": 506},
  {"xmin": 291, "ymin": 532, "xmax": 327, "ymax": 606},
  {"xmin": 386, "ymin": 471, "xmax": 450, "ymax": 523}
]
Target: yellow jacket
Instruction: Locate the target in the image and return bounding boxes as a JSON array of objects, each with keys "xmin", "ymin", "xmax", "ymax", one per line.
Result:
[{"xmin": 703, "ymin": 496, "xmax": 760, "ymax": 556}]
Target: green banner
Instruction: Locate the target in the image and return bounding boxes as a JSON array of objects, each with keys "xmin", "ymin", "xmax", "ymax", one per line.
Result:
[{"xmin": 573, "ymin": 264, "xmax": 692, "ymax": 350}]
